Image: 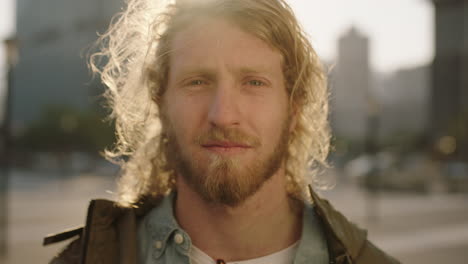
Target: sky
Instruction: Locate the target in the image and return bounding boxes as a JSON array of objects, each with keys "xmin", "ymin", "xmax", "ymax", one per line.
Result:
[
  {"xmin": 0, "ymin": 0, "xmax": 433, "ymax": 74},
  {"xmin": 288, "ymin": 0, "xmax": 434, "ymax": 73},
  {"xmin": 0, "ymin": 0, "xmax": 15, "ymax": 121},
  {"xmin": 0, "ymin": 0, "xmax": 15, "ymax": 62}
]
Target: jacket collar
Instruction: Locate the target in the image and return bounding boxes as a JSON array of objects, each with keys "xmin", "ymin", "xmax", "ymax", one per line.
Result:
[
  {"xmin": 308, "ymin": 185, "xmax": 367, "ymax": 260},
  {"xmin": 44, "ymin": 186, "xmax": 367, "ymax": 263},
  {"xmin": 137, "ymin": 187, "xmax": 367, "ymax": 261}
]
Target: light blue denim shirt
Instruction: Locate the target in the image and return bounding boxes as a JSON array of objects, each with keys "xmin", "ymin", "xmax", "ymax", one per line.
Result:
[{"xmin": 138, "ymin": 193, "xmax": 329, "ymax": 264}]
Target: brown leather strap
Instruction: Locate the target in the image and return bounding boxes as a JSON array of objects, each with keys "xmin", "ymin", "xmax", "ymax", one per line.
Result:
[
  {"xmin": 117, "ymin": 210, "xmax": 138, "ymax": 264},
  {"xmin": 43, "ymin": 227, "xmax": 84, "ymax": 246}
]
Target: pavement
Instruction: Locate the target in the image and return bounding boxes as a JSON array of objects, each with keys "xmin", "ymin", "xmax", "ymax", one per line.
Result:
[{"xmin": 1, "ymin": 169, "xmax": 468, "ymax": 263}]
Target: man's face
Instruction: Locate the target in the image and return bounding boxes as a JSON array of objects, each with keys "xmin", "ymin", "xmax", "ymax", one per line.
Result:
[{"xmin": 161, "ymin": 18, "xmax": 292, "ymax": 206}]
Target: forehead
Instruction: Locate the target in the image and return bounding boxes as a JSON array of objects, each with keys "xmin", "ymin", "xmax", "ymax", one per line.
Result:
[{"xmin": 168, "ymin": 18, "xmax": 283, "ymax": 75}]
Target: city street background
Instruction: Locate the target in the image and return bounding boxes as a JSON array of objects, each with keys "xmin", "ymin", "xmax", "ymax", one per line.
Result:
[{"xmin": 1, "ymin": 0, "xmax": 468, "ymax": 263}]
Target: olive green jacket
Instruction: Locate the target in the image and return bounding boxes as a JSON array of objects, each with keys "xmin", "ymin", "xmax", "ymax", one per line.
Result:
[{"xmin": 44, "ymin": 187, "xmax": 400, "ymax": 264}]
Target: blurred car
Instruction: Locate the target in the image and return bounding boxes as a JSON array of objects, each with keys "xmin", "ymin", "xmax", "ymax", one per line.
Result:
[
  {"xmin": 378, "ymin": 154, "xmax": 436, "ymax": 193},
  {"xmin": 443, "ymin": 161, "xmax": 468, "ymax": 193},
  {"xmin": 345, "ymin": 152, "xmax": 438, "ymax": 193}
]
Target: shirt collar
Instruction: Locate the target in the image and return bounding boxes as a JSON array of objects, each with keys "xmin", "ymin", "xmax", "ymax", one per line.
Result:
[
  {"xmin": 294, "ymin": 203, "xmax": 330, "ymax": 264},
  {"xmin": 143, "ymin": 192, "xmax": 329, "ymax": 263},
  {"xmin": 144, "ymin": 192, "xmax": 191, "ymax": 257}
]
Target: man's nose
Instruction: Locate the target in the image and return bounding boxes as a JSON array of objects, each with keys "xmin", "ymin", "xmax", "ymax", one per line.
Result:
[{"xmin": 207, "ymin": 82, "xmax": 241, "ymax": 128}]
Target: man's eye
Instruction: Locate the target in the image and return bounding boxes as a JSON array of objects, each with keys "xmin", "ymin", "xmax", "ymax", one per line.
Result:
[
  {"xmin": 189, "ymin": 80, "xmax": 204, "ymax": 86},
  {"xmin": 248, "ymin": 80, "xmax": 265, "ymax": 86}
]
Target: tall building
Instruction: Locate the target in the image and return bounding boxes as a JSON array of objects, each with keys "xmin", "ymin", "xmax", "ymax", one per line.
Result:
[
  {"xmin": 13, "ymin": 0, "xmax": 122, "ymax": 131},
  {"xmin": 331, "ymin": 27, "xmax": 371, "ymax": 143},
  {"xmin": 431, "ymin": 0, "xmax": 468, "ymax": 159}
]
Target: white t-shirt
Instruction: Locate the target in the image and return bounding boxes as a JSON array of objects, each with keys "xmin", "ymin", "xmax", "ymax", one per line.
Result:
[{"xmin": 190, "ymin": 241, "xmax": 300, "ymax": 264}]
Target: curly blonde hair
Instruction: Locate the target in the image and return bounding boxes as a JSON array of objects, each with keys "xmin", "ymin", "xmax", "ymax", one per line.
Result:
[{"xmin": 89, "ymin": 0, "xmax": 331, "ymax": 206}]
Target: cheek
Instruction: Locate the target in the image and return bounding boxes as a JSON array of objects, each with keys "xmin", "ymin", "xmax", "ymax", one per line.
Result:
[
  {"xmin": 246, "ymin": 102, "xmax": 288, "ymax": 149},
  {"xmin": 255, "ymin": 93, "xmax": 289, "ymax": 125},
  {"xmin": 267, "ymin": 98, "xmax": 290, "ymax": 139},
  {"xmin": 165, "ymin": 94, "xmax": 206, "ymax": 142}
]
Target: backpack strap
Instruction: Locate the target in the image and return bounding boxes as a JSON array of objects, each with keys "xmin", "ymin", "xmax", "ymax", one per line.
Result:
[{"xmin": 43, "ymin": 227, "xmax": 84, "ymax": 246}]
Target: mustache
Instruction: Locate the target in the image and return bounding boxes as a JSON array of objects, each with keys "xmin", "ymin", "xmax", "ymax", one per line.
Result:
[{"xmin": 196, "ymin": 127, "xmax": 261, "ymax": 147}]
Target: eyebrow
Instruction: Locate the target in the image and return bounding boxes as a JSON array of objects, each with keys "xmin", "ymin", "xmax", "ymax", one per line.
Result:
[
  {"xmin": 238, "ymin": 66, "xmax": 273, "ymax": 75},
  {"xmin": 176, "ymin": 65, "xmax": 275, "ymax": 79},
  {"xmin": 175, "ymin": 67, "xmax": 217, "ymax": 80}
]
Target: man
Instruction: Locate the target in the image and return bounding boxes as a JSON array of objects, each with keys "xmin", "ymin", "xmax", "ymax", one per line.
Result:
[{"xmin": 44, "ymin": 0, "xmax": 400, "ymax": 263}]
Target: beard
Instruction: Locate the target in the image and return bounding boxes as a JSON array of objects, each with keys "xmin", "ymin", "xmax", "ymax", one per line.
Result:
[{"xmin": 163, "ymin": 118, "xmax": 290, "ymax": 207}]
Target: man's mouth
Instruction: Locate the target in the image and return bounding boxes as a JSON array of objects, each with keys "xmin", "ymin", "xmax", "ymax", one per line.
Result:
[{"xmin": 201, "ymin": 141, "xmax": 252, "ymax": 154}]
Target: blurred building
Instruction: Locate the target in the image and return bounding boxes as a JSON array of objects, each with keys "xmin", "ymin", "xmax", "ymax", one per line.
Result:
[
  {"xmin": 431, "ymin": 0, "xmax": 468, "ymax": 159},
  {"xmin": 377, "ymin": 65, "xmax": 430, "ymax": 139},
  {"xmin": 12, "ymin": 0, "xmax": 122, "ymax": 132},
  {"xmin": 331, "ymin": 27, "xmax": 371, "ymax": 144}
]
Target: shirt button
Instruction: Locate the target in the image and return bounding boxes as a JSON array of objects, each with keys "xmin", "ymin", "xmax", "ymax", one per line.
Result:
[
  {"xmin": 174, "ymin": 233, "xmax": 184, "ymax": 244},
  {"xmin": 154, "ymin": 241, "xmax": 162, "ymax": 249}
]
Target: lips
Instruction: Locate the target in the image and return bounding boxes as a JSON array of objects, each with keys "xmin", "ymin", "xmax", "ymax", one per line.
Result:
[
  {"xmin": 201, "ymin": 141, "xmax": 251, "ymax": 148},
  {"xmin": 201, "ymin": 141, "xmax": 252, "ymax": 154}
]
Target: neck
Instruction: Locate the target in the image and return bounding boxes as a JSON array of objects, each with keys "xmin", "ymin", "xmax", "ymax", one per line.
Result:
[{"xmin": 174, "ymin": 168, "xmax": 303, "ymax": 262}]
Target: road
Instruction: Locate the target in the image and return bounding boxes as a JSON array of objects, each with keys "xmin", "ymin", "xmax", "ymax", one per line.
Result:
[{"xmin": 1, "ymin": 170, "xmax": 468, "ymax": 263}]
